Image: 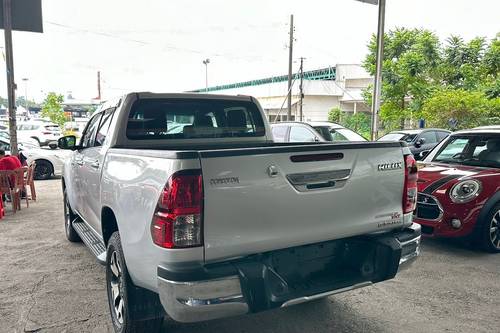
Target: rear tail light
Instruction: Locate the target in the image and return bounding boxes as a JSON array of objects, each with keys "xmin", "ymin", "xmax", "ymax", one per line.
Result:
[
  {"xmin": 403, "ymin": 154, "xmax": 418, "ymax": 214},
  {"xmin": 151, "ymin": 170, "xmax": 203, "ymax": 248},
  {"xmin": 42, "ymin": 131, "xmax": 51, "ymax": 135}
]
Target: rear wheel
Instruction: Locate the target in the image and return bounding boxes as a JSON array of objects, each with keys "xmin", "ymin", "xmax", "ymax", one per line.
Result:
[
  {"xmin": 64, "ymin": 189, "xmax": 81, "ymax": 242},
  {"xmin": 106, "ymin": 232, "xmax": 165, "ymax": 333},
  {"xmin": 478, "ymin": 203, "xmax": 500, "ymax": 253},
  {"xmin": 34, "ymin": 160, "xmax": 53, "ymax": 180}
]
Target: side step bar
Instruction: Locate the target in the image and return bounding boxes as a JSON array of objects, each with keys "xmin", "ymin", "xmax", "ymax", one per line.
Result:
[{"xmin": 72, "ymin": 219, "xmax": 107, "ymax": 265}]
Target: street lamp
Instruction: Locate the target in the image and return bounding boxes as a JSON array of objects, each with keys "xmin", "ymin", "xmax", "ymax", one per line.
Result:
[
  {"xmin": 22, "ymin": 77, "xmax": 28, "ymax": 112},
  {"xmin": 202, "ymin": 58, "xmax": 210, "ymax": 92},
  {"xmin": 356, "ymin": 0, "xmax": 385, "ymax": 140}
]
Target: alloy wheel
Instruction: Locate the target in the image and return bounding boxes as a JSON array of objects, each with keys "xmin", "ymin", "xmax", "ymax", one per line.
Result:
[
  {"xmin": 109, "ymin": 250, "xmax": 125, "ymax": 325},
  {"xmin": 490, "ymin": 209, "xmax": 500, "ymax": 250}
]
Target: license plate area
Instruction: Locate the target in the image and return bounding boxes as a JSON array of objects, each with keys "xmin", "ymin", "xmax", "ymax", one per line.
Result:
[{"xmin": 235, "ymin": 237, "xmax": 400, "ymax": 312}]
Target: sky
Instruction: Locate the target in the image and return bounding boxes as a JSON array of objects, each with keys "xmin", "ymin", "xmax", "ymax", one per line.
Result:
[{"xmin": 1, "ymin": 0, "xmax": 499, "ymax": 102}]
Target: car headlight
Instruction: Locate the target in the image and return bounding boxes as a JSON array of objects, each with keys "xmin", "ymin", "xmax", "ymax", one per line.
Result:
[{"xmin": 450, "ymin": 180, "xmax": 482, "ymax": 203}]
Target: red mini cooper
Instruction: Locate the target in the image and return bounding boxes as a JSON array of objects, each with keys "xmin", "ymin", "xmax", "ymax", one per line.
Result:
[{"xmin": 414, "ymin": 126, "xmax": 500, "ymax": 252}]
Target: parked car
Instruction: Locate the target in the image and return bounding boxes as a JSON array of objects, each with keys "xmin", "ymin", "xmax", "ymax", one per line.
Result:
[
  {"xmin": 58, "ymin": 92, "xmax": 420, "ymax": 332},
  {"xmin": 16, "ymin": 121, "xmax": 62, "ymax": 148},
  {"xmin": 414, "ymin": 127, "xmax": 500, "ymax": 252},
  {"xmin": 271, "ymin": 121, "xmax": 366, "ymax": 142},
  {"xmin": 378, "ymin": 129, "xmax": 451, "ymax": 160},
  {"xmin": 0, "ymin": 136, "xmax": 69, "ymax": 180}
]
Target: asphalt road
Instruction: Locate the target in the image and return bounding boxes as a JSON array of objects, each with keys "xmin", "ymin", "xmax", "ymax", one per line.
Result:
[{"xmin": 1, "ymin": 179, "xmax": 499, "ymax": 333}]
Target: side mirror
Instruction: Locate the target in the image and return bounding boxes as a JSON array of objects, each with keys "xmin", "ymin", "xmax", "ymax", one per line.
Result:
[
  {"xmin": 415, "ymin": 137, "xmax": 426, "ymax": 148},
  {"xmin": 58, "ymin": 135, "xmax": 77, "ymax": 150}
]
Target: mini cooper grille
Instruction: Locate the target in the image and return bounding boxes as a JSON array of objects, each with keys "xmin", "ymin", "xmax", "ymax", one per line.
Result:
[{"xmin": 415, "ymin": 193, "xmax": 443, "ymax": 221}]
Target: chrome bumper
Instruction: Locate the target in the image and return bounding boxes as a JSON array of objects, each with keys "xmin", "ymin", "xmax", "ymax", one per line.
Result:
[
  {"xmin": 398, "ymin": 223, "xmax": 421, "ymax": 271},
  {"xmin": 158, "ymin": 275, "xmax": 248, "ymax": 323}
]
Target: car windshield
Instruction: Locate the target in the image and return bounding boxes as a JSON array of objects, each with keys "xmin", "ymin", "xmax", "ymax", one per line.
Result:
[
  {"xmin": 313, "ymin": 126, "xmax": 366, "ymax": 142},
  {"xmin": 379, "ymin": 133, "xmax": 417, "ymax": 143},
  {"xmin": 433, "ymin": 135, "xmax": 500, "ymax": 169}
]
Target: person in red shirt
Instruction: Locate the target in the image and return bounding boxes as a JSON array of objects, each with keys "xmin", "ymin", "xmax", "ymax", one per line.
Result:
[{"xmin": 0, "ymin": 149, "xmax": 22, "ymax": 171}]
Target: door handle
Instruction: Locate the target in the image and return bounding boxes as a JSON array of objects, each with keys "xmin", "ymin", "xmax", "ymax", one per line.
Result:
[
  {"xmin": 75, "ymin": 160, "xmax": 84, "ymax": 166},
  {"xmin": 90, "ymin": 160, "xmax": 100, "ymax": 169}
]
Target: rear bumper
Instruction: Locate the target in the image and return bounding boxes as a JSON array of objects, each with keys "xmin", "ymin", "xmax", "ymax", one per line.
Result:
[{"xmin": 158, "ymin": 223, "xmax": 421, "ymax": 323}]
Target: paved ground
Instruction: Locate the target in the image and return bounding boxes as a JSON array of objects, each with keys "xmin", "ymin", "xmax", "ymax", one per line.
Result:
[{"xmin": 1, "ymin": 179, "xmax": 500, "ymax": 333}]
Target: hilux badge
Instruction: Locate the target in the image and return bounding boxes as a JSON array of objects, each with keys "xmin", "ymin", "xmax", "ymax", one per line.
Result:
[{"xmin": 378, "ymin": 162, "xmax": 403, "ymax": 171}]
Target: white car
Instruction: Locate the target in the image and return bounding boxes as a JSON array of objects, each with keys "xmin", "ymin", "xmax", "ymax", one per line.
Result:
[
  {"xmin": 0, "ymin": 137, "xmax": 70, "ymax": 180},
  {"xmin": 271, "ymin": 121, "xmax": 367, "ymax": 142},
  {"xmin": 16, "ymin": 121, "xmax": 63, "ymax": 148}
]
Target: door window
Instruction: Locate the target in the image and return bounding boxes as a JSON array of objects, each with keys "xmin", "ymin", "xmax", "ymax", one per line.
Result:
[
  {"xmin": 419, "ymin": 131, "xmax": 438, "ymax": 144},
  {"xmin": 437, "ymin": 131, "xmax": 450, "ymax": 141},
  {"xmin": 80, "ymin": 114, "xmax": 102, "ymax": 148},
  {"xmin": 289, "ymin": 126, "xmax": 317, "ymax": 142},
  {"xmin": 272, "ymin": 125, "xmax": 288, "ymax": 142},
  {"xmin": 94, "ymin": 109, "xmax": 115, "ymax": 147}
]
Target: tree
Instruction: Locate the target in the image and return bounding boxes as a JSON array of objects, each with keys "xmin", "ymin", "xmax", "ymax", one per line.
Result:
[
  {"xmin": 41, "ymin": 93, "xmax": 66, "ymax": 127},
  {"xmin": 342, "ymin": 113, "xmax": 371, "ymax": 139},
  {"xmin": 328, "ymin": 107, "xmax": 342, "ymax": 123},
  {"xmin": 421, "ymin": 89, "xmax": 493, "ymax": 130},
  {"xmin": 363, "ymin": 28, "xmax": 441, "ymax": 129}
]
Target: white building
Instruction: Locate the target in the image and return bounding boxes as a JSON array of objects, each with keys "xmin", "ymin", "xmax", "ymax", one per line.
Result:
[{"xmin": 190, "ymin": 64, "xmax": 373, "ymax": 122}]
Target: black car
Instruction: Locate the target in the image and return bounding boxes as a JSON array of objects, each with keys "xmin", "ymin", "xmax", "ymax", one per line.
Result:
[{"xmin": 378, "ymin": 129, "xmax": 451, "ymax": 160}]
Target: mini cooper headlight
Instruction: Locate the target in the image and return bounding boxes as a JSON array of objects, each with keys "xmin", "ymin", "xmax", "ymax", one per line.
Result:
[{"xmin": 450, "ymin": 180, "xmax": 482, "ymax": 203}]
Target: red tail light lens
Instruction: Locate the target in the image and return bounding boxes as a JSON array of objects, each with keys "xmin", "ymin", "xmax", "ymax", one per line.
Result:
[
  {"xmin": 151, "ymin": 170, "xmax": 203, "ymax": 248},
  {"xmin": 403, "ymin": 154, "xmax": 418, "ymax": 214}
]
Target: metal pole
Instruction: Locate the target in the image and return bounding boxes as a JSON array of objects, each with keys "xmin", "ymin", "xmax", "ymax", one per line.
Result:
[
  {"xmin": 370, "ymin": 0, "xmax": 385, "ymax": 141},
  {"xmin": 299, "ymin": 57, "xmax": 304, "ymax": 122},
  {"xmin": 3, "ymin": 0, "xmax": 18, "ymax": 155},
  {"xmin": 22, "ymin": 78, "xmax": 28, "ymax": 110},
  {"xmin": 287, "ymin": 14, "xmax": 294, "ymax": 121},
  {"xmin": 203, "ymin": 58, "xmax": 210, "ymax": 92}
]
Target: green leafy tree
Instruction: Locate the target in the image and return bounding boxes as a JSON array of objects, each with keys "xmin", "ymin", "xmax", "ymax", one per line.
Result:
[
  {"xmin": 328, "ymin": 107, "xmax": 342, "ymax": 123},
  {"xmin": 41, "ymin": 93, "xmax": 67, "ymax": 127},
  {"xmin": 342, "ymin": 113, "xmax": 371, "ymax": 139},
  {"xmin": 363, "ymin": 28, "xmax": 441, "ymax": 129},
  {"xmin": 421, "ymin": 89, "xmax": 494, "ymax": 129}
]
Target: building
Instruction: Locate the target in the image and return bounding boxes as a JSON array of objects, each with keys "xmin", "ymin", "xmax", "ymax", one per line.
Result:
[{"xmin": 190, "ymin": 64, "xmax": 373, "ymax": 122}]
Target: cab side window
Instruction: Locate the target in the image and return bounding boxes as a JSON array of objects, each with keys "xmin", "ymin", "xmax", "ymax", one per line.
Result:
[
  {"xmin": 94, "ymin": 109, "xmax": 115, "ymax": 147},
  {"xmin": 80, "ymin": 114, "xmax": 102, "ymax": 148}
]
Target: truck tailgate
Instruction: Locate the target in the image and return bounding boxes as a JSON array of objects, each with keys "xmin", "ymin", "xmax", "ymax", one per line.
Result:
[{"xmin": 200, "ymin": 143, "xmax": 407, "ymax": 262}]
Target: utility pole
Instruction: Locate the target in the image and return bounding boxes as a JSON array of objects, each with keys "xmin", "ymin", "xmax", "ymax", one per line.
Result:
[
  {"xmin": 22, "ymin": 78, "xmax": 28, "ymax": 109},
  {"xmin": 370, "ymin": 0, "xmax": 385, "ymax": 140},
  {"xmin": 203, "ymin": 58, "xmax": 210, "ymax": 92},
  {"xmin": 97, "ymin": 71, "xmax": 101, "ymax": 100},
  {"xmin": 299, "ymin": 57, "xmax": 305, "ymax": 121},
  {"xmin": 287, "ymin": 14, "xmax": 294, "ymax": 121},
  {"xmin": 3, "ymin": 0, "xmax": 18, "ymax": 155}
]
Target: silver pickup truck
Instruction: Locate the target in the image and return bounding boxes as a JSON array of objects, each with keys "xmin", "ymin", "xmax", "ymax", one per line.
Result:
[{"xmin": 58, "ymin": 92, "xmax": 421, "ymax": 333}]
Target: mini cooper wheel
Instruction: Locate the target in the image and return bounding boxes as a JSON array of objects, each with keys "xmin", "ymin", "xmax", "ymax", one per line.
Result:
[
  {"xmin": 479, "ymin": 203, "xmax": 500, "ymax": 253},
  {"xmin": 64, "ymin": 189, "xmax": 80, "ymax": 242},
  {"xmin": 106, "ymin": 232, "xmax": 164, "ymax": 333}
]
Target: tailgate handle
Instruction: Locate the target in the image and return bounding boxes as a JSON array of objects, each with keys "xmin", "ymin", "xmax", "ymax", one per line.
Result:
[{"xmin": 287, "ymin": 169, "xmax": 351, "ymax": 192}]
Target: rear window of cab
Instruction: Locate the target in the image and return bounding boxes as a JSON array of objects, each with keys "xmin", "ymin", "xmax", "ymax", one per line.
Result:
[{"xmin": 126, "ymin": 98, "xmax": 265, "ymax": 140}]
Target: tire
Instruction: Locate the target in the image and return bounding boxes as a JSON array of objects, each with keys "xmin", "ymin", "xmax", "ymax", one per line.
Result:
[
  {"xmin": 478, "ymin": 203, "xmax": 500, "ymax": 253},
  {"xmin": 106, "ymin": 232, "xmax": 165, "ymax": 333},
  {"xmin": 64, "ymin": 189, "xmax": 81, "ymax": 242},
  {"xmin": 34, "ymin": 160, "xmax": 53, "ymax": 180}
]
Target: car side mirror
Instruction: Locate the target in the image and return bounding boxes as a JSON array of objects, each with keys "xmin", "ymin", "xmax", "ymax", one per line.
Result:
[
  {"xmin": 58, "ymin": 135, "xmax": 78, "ymax": 150},
  {"xmin": 415, "ymin": 137, "xmax": 426, "ymax": 148}
]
